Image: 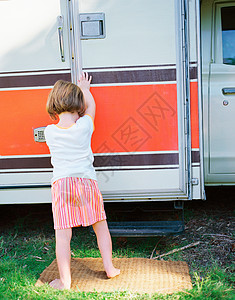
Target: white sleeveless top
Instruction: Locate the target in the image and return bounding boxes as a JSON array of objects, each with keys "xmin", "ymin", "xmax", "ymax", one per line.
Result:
[{"xmin": 44, "ymin": 115, "xmax": 97, "ymax": 184}]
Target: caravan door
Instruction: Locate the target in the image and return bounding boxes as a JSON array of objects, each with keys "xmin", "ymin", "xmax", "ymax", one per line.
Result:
[{"xmin": 77, "ymin": 0, "xmax": 204, "ymax": 201}]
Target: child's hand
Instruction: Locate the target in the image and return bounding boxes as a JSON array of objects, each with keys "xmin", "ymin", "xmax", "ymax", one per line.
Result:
[{"xmin": 78, "ymin": 72, "xmax": 92, "ymax": 91}]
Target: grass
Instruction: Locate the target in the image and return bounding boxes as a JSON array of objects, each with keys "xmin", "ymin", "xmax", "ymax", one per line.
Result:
[{"xmin": 0, "ymin": 203, "xmax": 234, "ymax": 299}]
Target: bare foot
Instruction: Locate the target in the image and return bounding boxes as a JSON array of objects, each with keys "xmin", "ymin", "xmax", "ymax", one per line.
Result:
[
  {"xmin": 106, "ymin": 267, "xmax": 120, "ymax": 279},
  {"xmin": 49, "ymin": 278, "xmax": 71, "ymax": 290}
]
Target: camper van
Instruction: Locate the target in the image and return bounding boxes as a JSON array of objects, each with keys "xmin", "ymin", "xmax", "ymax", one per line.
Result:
[{"xmin": 0, "ymin": 0, "xmax": 234, "ymax": 214}]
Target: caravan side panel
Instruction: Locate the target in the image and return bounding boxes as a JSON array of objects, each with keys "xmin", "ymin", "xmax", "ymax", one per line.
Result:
[{"xmin": 0, "ymin": 0, "xmax": 204, "ymax": 203}]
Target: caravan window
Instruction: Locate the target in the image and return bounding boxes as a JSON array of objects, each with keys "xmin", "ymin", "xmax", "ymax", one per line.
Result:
[{"xmin": 221, "ymin": 6, "xmax": 235, "ymax": 65}]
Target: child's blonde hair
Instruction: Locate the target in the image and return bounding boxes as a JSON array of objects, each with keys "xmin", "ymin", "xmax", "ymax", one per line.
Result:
[{"xmin": 46, "ymin": 80, "xmax": 86, "ymax": 120}]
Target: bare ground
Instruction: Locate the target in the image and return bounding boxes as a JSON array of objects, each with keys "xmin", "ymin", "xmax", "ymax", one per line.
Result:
[{"xmin": 160, "ymin": 187, "xmax": 235, "ymax": 275}]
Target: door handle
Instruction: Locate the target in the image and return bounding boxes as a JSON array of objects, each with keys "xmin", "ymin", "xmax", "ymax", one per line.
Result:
[
  {"xmin": 222, "ymin": 88, "xmax": 235, "ymax": 95},
  {"xmin": 57, "ymin": 16, "xmax": 65, "ymax": 62}
]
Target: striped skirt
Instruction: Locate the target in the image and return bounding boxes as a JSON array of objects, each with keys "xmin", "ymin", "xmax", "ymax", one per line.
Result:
[{"xmin": 51, "ymin": 177, "xmax": 106, "ymax": 230}]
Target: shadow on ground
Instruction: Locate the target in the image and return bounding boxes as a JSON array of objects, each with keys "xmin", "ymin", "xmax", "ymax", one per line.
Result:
[{"xmin": 0, "ymin": 186, "xmax": 234, "ymax": 227}]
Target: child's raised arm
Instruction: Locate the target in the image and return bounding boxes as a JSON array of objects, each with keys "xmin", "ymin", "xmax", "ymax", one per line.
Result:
[{"xmin": 78, "ymin": 72, "xmax": 96, "ymax": 121}]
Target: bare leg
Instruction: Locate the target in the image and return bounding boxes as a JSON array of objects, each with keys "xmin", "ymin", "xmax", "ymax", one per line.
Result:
[
  {"xmin": 49, "ymin": 228, "xmax": 72, "ymax": 289},
  {"xmin": 92, "ymin": 220, "xmax": 120, "ymax": 278}
]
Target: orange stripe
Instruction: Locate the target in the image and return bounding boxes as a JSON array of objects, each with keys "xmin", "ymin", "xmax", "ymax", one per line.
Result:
[
  {"xmin": 0, "ymin": 89, "xmax": 52, "ymax": 156},
  {"xmin": 190, "ymin": 82, "xmax": 199, "ymax": 149},
  {"xmin": 0, "ymin": 83, "xmax": 199, "ymax": 156}
]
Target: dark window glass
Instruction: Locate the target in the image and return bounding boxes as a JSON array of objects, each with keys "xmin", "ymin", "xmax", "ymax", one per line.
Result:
[{"xmin": 221, "ymin": 7, "xmax": 235, "ymax": 65}]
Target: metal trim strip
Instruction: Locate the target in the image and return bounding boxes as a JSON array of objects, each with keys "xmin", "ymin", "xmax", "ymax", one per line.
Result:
[
  {"xmin": 0, "ymin": 73, "xmax": 71, "ymax": 89},
  {"xmin": 0, "ymin": 67, "xmax": 197, "ymax": 89},
  {"xmin": 0, "ymin": 151, "xmax": 200, "ymax": 170}
]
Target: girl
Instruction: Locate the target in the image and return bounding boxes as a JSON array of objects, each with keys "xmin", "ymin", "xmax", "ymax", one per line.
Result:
[{"xmin": 44, "ymin": 72, "xmax": 120, "ymax": 290}]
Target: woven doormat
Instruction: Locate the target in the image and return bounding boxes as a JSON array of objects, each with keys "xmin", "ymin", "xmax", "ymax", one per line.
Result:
[{"xmin": 35, "ymin": 258, "xmax": 192, "ymax": 294}]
